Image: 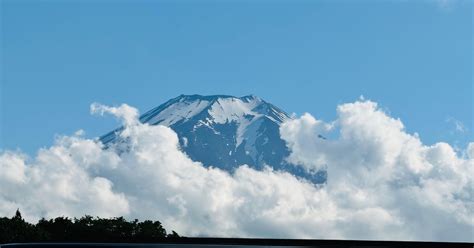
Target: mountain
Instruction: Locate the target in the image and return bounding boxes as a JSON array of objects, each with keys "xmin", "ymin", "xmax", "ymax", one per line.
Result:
[{"xmin": 100, "ymin": 95, "xmax": 326, "ymax": 183}]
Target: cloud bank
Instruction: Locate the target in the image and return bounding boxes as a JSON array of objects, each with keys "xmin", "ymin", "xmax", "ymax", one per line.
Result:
[{"xmin": 0, "ymin": 100, "xmax": 472, "ymax": 241}]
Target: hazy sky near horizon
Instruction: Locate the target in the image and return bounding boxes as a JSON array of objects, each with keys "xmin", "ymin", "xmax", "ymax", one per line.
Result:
[{"xmin": 1, "ymin": 0, "xmax": 472, "ymax": 154}]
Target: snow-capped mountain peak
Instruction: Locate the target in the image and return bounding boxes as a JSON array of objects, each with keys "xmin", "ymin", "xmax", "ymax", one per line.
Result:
[
  {"xmin": 101, "ymin": 95, "xmax": 325, "ymax": 183},
  {"xmin": 141, "ymin": 94, "xmax": 288, "ymax": 125}
]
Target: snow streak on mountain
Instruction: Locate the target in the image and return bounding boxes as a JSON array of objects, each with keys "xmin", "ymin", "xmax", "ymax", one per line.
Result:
[{"xmin": 101, "ymin": 95, "xmax": 326, "ymax": 183}]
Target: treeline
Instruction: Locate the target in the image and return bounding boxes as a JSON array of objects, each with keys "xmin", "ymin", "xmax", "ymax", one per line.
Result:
[{"xmin": 0, "ymin": 210, "xmax": 180, "ymax": 243}]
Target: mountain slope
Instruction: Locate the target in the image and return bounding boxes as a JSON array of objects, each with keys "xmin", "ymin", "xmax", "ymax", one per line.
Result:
[{"xmin": 101, "ymin": 95, "xmax": 326, "ymax": 183}]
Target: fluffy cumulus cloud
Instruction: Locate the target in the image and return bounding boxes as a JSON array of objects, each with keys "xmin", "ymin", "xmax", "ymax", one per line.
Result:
[
  {"xmin": 280, "ymin": 100, "xmax": 473, "ymax": 241},
  {"xmin": 0, "ymin": 100, "xmax": 472, "ymax": 241}
]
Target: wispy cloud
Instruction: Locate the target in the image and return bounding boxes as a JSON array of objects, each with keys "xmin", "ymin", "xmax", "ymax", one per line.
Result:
[
  {"xmin": 433, "ymin": 0, "xmax": 466, "ymax": 11},
  {"xmin": 446, "ymin": 117, "xmax": 468, "ymax": 133}
]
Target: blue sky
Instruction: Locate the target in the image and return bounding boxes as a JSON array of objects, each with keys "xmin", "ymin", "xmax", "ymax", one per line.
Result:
[{"xmin": 1, "ymin": 0, "xmax": 472, "ymax": 155}]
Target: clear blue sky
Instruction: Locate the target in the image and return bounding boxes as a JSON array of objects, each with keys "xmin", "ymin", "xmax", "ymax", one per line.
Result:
[{"xmin": 1, "ymin": 0, "xmax": 472, "ymax": 155}]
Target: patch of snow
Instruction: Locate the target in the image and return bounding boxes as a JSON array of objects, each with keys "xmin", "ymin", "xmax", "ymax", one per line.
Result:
[
  {"xmin": 208, "ymin": 98, "xmax": 260, "ymax": 124},
  {"xmin": 182, "ymin": 137, "xmax": 188, "ymax": 147},
  {"xmin": 148, "ymin": 100, "xmax": 211, "ymax": 126},
  {"xmin": 242, "ymin": 118, "xmax": 264, "ymax": 161}
]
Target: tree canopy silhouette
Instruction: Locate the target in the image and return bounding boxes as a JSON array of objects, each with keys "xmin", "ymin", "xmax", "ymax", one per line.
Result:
[{"xmin": 0, "ymin": 210, "xmax": 180, "ymax": 243}]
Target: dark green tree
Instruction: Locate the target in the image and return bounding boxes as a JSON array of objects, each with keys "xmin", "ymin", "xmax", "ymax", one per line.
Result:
[
  {"xmin": 0, "ymin": 210, "xmax": 180, "ymax": 243},
  {"xmin": 0, "ymin": 210, "xmax": 44, "ymax": 243}
]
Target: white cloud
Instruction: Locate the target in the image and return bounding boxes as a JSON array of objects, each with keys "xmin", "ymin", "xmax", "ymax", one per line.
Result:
[
  {"xmin": 0, "ymin": 101, "xmax": 472, "ymax": 242},
  {"xmin": 280, "ymin": 100, "xmax": 473, "ymax": 241},
  {"xmin": 90, "ymin": 102, "xmax": 139, "ymax": 126},
  {"xmin": 0, "ymin": 135, "xmax": 129, "ymax": 221}
]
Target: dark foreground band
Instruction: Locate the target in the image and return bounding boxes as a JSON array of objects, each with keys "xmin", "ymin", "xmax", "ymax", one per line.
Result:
[{"xmin": 1, "ymin": 238, "xmax": 472, "ymax": 248}]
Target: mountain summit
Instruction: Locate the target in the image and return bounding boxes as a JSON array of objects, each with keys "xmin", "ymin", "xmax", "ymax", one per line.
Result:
[{"xmin": 101, "ymin": 95, "xmax": 326, "ymax": 183}]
